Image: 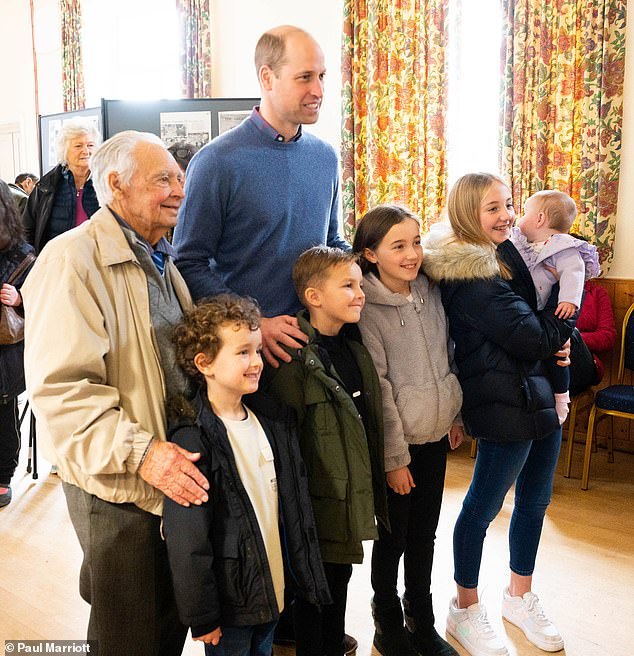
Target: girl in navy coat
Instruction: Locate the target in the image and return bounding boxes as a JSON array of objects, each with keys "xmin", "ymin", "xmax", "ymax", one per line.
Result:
[{"xmin": 423, "ymin": 173, "xmax": 574, "ymax": 656}]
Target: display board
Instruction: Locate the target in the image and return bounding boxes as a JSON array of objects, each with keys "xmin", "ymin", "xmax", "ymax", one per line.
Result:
[
  {"xmin": 38, "ymin": 97, "xmax": 259, "ymax": 175},
  {"xmin": 38, "ymin": 106, "xmax": 103, "ymax": 176},
  {"xmin": 101, "ymin": 97, "xmax": 258, "ymax": 142}
]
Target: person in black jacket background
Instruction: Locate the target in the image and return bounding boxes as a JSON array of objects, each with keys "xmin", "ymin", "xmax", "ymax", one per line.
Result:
[
  {"xmin": 22, "ymin": 118, "xmax": 100, "ymax": 253},
  {"xmin": 164, "ymin": 295, "xmax": 330, "ymax": 655},
  {"xmin": 423, "ymin": 173, "xmax": 574, "ymax": 656},
  {"xmin": 0, "ymin": 180, "xmax": 35, "ymax": 508}
]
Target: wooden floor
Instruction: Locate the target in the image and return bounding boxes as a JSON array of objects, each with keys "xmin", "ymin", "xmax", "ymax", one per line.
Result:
[{"xmin": 1, "ymin": 401, "xmax": 633, "ymax": 656}]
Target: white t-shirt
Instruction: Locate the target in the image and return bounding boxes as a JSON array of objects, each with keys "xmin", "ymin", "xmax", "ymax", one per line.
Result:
[{"xmin": 220, "ymin": 407, "xmax": 284, "ymax": 612}]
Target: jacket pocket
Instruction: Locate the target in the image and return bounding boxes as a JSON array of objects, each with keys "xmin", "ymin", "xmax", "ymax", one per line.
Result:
[
  {"xmin": 308, "ymin": 476, "xmax": 349, "ymax": 543},
  {"xmin": 212, "ymin": 531, "xmax": 246, "ymax": 607},
  {"xmin": 518, "ymin": 371, "xmax": 534, "ymax": 411}
]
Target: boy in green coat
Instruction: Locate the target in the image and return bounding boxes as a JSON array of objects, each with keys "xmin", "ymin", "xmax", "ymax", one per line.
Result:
[{"xmin": 265, "ymin": 246, "xmax": 388, "ymax": 656}]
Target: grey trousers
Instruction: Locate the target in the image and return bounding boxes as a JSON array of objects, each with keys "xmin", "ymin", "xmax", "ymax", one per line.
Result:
[{"xmin": 63, "ymin": 482, "xmax": 187, "ymax": 656}]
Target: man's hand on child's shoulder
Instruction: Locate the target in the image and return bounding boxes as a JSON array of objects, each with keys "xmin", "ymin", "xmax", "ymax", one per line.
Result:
[{"xmin": 260, "ymin": 315, "xmax": 308, "ymax": 368}]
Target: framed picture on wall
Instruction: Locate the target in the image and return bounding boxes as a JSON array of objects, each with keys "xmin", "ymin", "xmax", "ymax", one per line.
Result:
[{"xmin": 38, "ymin": 106, "xmax": 103, "ymax": 176}]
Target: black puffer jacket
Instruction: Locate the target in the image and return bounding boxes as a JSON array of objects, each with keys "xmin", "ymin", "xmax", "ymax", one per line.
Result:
[
  {"xmin": 423, "ymin": 224, "xmax": 574, "ymax": 441},
  {"xmin": 0, "ymin": 240, "xmax": 35, "ymax": 400},
  {"xmin": 163, "ymin": 389, "xmax": 331, "ymax": 638},
  {"xmin": 22, "ymin": 165, "xmax": 98, "ymax": 253}
]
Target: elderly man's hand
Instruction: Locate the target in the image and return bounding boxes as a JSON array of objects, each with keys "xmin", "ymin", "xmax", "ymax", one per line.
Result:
[{"xmin": 139, "ymin": 440, "xmax": 209, "ymax": 506}]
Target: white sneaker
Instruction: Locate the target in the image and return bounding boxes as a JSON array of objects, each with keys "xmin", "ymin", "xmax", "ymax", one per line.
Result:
[
  {"xmin": 446, "ymin": 597, "xmax": 509, "ymax": 656},
  {"xmin": 502, "ymin": 587, "xmax": 564, "ymax": 652}
]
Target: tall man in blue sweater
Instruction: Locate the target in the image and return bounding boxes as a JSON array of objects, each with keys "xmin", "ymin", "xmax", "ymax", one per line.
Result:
[{"xmin": 173, "ymin": 25, "xmax": 349, "ymax": 367}]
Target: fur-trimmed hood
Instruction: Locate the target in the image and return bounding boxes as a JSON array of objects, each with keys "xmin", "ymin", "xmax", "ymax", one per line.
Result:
[{"xmin": 422, "ymin": 222, "xmax": 501, "ymax": 283}]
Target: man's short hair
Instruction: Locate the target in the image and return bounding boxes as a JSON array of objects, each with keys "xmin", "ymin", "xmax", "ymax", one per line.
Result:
[
  {"xmin": 292, "ymin": 246, "xmax": 358, "ymax": 307},
  {"xmin": 173, "ymin": 295, "xmax": 261, "ymax": 381},
  {"xmin": 167, "ymin": 142, "xmax": 200, "ymax": 172},
  {"xmin": 530, "ymin": 190, "xmax": 577, "ymax": 232},
  {"xmin": 14, "ymin": 173, "xmax": 39, "ymax": 185},
  {"xmin": 254, "ymin": 26, "xmax": 310, "ymax": 75}
]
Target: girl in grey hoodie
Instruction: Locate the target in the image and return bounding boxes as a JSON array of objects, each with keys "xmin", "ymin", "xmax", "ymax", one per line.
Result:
[{"xmin": 352, "ymin": 205, "xmax": 463, "ymax": 656}]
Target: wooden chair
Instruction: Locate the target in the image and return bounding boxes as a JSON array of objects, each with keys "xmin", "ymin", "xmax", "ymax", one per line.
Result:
[
  {"xmin": 563, "ymin": 388, "xmax": 595, "ymax": 478},
  {"xmin": 582, "ymin": 301, "xmax": 634, "ymax": 490}
]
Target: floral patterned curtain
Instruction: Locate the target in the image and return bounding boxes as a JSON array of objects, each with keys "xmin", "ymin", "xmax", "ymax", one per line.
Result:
[
  {"xmin": 500, "ymin": 0, "xmax": 627, "ymax": 267},
  {"xmin": 341, "ymin": 0, "xmax": 449, "ymax": 239},
  {"xmin": 176, "ymin": 0, "xmax": 211, "ymax": 98},
  {"xmin": 60, "ymin": 0, "xmax": 85, "ymax": 111}
]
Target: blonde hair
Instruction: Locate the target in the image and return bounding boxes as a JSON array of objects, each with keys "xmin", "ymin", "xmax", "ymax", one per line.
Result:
[
  {"xmin": 529, "ymin": 190, "xmax": 577, "ymax": 232},
  {"xmin": 446, "ymin": 172, "xmax": 512, "ymax": 278},
  {"xmin": 292, "ymin": 246, "xmax": 358, "ymax": 307}
]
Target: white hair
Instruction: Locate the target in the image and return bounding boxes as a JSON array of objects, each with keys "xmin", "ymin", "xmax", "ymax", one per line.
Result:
[
  {"xmin": 90, "ymin": 131, "xmax": 166, "ymax": 206},
  {"xmin": 55, "ymin": 118, "xmax": 102, "ymax": 165}
]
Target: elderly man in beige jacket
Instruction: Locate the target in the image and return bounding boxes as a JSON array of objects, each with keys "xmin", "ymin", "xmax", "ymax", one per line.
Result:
[{"xmin": 22, "ymin": 131, "xmax": 209, "ymax": 656}]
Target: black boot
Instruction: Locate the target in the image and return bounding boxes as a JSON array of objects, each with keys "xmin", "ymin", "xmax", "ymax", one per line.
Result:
[
  {"xmin": 404, "ymin": 596, "xmax": 459, "ymax": 656},
  {"xmin": 372, "ymin": 601, "xmax": 419, "ymax": 656}
]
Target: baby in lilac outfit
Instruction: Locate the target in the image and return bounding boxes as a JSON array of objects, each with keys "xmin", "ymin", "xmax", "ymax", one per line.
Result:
[{"xmin": 511, "ymin": 190, "xmax": 599, "ymax": 424}]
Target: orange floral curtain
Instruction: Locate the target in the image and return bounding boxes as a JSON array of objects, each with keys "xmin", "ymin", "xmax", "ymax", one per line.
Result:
[
  {"xmin": 60, "ymin": 0, "xmax": 85, "ymax": 111},
  {"xmin": 500, "ymin": 0, "xmax": 627, "ymax": 267},
  {"xmin": 341, "ymin": 0, "xmax": 449, "ymax": 239},
  {"xmin": 176, "ymin": 0, "xmax": 212, "ymax": 98}
]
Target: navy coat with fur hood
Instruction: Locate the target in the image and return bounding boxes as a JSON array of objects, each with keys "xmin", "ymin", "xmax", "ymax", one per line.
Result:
[{"xmin": 422, "ymin": 224, "xmax": 575, "ymax": 442}]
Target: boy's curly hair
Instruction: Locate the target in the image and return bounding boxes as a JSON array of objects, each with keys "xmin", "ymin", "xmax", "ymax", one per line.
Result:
[{"xmin": 172, "ymin": 295, "xmax": 261, "ymax": 382}]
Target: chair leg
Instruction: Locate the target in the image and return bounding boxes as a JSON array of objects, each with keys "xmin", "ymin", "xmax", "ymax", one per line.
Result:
[
  {"xmin": 470, "ymin": 438, "xmax": 477, "ymax": 458},
  {"xmin": 26, "ymin": 412, "xmax": 33, "ymax": 474},
  {"xmin": 563, "ymin": 401, "xmax": 578, "ymax": 478},
  {"xmin": 608, "ymin": 417, "xmax": 615, "ymax": 463},
  {"xmin": 582, "ymin": 406, "xmax": 598, "ymax": 490},
  {"xmin": 30, "ymin": 413, "xmax": 38, "ymax": 480}
]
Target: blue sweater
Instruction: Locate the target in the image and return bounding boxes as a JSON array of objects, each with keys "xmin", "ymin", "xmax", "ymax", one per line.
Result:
[{"xmin": 173, "ymin": 111, "xmax": 349, "ymax": 316}]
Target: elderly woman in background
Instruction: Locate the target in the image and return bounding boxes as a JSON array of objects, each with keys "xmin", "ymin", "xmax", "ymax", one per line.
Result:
[{"xmin": 23, "ymin": 118, "xmax": 101, "ymax": 253}]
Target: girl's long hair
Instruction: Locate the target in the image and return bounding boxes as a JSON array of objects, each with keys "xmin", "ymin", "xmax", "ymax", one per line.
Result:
[
  {"xmin": 447, "ymin": 172, "xmax": 512, "ymax": 278},
  {"xmin": 352, "ymin": 204, "xmax": 420, "ymax": 276}
]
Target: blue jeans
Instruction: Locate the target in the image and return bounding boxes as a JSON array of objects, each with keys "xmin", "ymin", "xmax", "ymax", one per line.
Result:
[
  {"xmin": 204, "ymin": 620, "xmax": 277, "ymax": 656},
  {"xmin": 453, "ymin": 428, "xmax": 562, "ymax": 588}
]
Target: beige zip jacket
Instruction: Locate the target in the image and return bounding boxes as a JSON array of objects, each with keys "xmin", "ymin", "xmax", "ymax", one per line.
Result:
[{"xmin": 22, "ymin": 207, "xmax": 192, "ymax": 515}]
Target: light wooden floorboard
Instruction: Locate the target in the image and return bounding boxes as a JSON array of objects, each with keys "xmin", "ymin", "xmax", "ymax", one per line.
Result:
[{"xmin": 1, "ymin": 401, "xmax": 633, "ymax": 655}]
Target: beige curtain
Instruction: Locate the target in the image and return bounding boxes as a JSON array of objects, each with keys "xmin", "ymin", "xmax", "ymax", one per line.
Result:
[{"xmin": 341, "ymin": 0, "xmax": 450, "ymax": 239}]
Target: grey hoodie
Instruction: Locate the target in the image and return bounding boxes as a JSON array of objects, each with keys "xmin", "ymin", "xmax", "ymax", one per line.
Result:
[{"xmin": 358, "ymin": 272, "xmax": 463, "ymax": 472}]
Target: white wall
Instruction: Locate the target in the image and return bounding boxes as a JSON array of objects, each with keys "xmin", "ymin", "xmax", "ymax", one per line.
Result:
[
  {"xmin": 0, "ymin": 0, "xmax": 631, "ymax": 276},
  {"xmin": 0, "ymin": 0, "xmax": 60, "ymax": 176},
  {"xmin": 210, "ymin": 0, "xmax": 344, "ymax": 149}
]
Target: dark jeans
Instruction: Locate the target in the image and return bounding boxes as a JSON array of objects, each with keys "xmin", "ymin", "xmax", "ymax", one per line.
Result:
[
  {"xmin": 63, "ymin": 482, "xmax": 187, "ymax": 656},
  {"xmin": 371, "ymin": 439, "xmax": 447, "ymax": 612},
  {"xmin": 293, "ymin": 562, "xmax": 353, "ymax": 656},
  {"xmin": 453, "ymin": 428, "xmax": 562, "ymax": 587},
  {"xmin": 0, "ymin": 397, "xmax": 20, "ymax": 486},
  {"xmin": 204, "ymin": 620, "xmax": 276, "ymax": 656}
]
